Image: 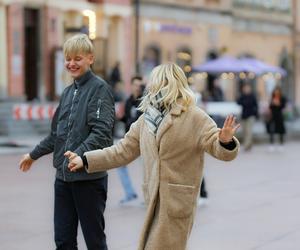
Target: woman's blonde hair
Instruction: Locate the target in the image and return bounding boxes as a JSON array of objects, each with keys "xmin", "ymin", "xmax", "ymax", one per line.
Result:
[
  {"xmin": 139, "ymin": 63, "xmax": 195, "ymax": 112},
  {"xmin": 63, "ymin": 34, "xmax": 94, "ymax": 57}
]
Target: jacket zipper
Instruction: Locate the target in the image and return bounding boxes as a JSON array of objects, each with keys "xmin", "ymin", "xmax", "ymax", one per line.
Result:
[
  {"xmin": 96, "ymin": 99, "xmax": 101, "ymax": 119},
  {"xmin": 63, "ymin": 88, "xmax": 78, "ymax": 181}
]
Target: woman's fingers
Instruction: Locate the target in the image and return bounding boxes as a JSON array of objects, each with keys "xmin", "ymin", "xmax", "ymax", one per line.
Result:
[
  {"xmin": 223, "ymin": 115, "xmax": 230, "ymax": 128},
  {"xmin": 233, "ymin": 123, "xmax": 241, "ymax": 133},
  {"xmin": 230, "ymin": 116, "xmax": 236, "ymax": 127},
  {"xmin": 68, "ymin": 163, "xmax": 80, "ymax": 172},
  {"xmin": 224, "ymin": 115, "xmax": 240, "ymax": 128}
]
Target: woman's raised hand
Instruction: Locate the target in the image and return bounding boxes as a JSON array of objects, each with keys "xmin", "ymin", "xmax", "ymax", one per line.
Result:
[{"xmin": 219, "ymin": 115, "xmax": 240, "ymax": 144}]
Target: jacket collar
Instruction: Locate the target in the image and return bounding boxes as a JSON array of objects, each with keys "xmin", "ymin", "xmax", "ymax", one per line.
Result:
[{"xmin": 74, "ymin": 70, "xmax": 93, "ymax": 88}]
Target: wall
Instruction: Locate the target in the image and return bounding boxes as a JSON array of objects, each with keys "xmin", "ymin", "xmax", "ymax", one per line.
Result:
[
  {"xmin": 0, "ymin": 4, "xmax": 7, "ymax": 99},
  {"xmin": 7, "ymin": 3, "xmax": 25, "ymax": 99}
]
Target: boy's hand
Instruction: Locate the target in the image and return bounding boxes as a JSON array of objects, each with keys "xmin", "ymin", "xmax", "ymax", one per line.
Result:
[
  {"xmin": 64, "ymin": 151, "xmax": 83, "ymax": 172},
  {"xmin": 64, "ymin": 151, "xmax": 78, "ymax": 161},
  {"xmin": 19, "ymin": 153, "xmax": 35, "ymax": 172},
  {"xmin": 219, "ymin": 115, "xmax": 240, "ymax": 144}
]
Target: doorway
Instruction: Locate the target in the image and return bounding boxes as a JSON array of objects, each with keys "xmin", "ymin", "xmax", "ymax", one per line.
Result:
[{"xmin": 24, "ymin": 8, "xmax": 40, "ymax": 101}]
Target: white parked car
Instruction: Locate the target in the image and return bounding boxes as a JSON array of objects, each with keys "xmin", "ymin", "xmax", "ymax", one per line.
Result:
[{"xmin": 203, "ymin": 101, "xmax": 242, "ymax": 117}]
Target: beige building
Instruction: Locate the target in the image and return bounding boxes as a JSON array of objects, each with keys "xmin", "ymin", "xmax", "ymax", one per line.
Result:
[
  {"xmin": 138, "ymin": 0, "xmax": 295, "ymax": 103},
  {"xmin": 1, "ymin": 0, "xmax": 133, "ymax": 101},
  {"xmin": 1, "ymin": 0, "xmax": 299, "ymax": 107}
]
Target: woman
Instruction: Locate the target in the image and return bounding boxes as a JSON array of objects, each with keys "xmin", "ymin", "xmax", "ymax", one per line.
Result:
[
  {"xmin": 268, "ymin": 86, "xmax": 286, "ymax": 150},
  {"xmin": 65, "ymin": 63, "xmax": 240, "ymax": 250}
]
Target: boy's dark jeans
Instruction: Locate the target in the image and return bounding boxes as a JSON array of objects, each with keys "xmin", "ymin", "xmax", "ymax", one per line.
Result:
[{"xmin": 54, "ymin": 176, "xmax": 108, "ymax": 250}]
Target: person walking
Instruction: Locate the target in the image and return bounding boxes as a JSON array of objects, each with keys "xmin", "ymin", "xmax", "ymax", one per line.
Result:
[
  {"xmin": 237, "ymin": 83, "xmax": 258, "ymax": 151},
  {"xmin": 19, "ymin": 34, "xmax": 115, "ymax": 250},
  {"xmin": 66, "ymin": 63, "xmax": 240, "ymax": 250},
  {"xmin": 117, "ymin": 76, "xmax": 144, "ymax": 204},
  {"xmin": 192, "ymin": 86, "xmax": 209, "ymax": 205},
  {"xmin": 268, "ymin": 86, "xmax": 287, "ymax": 151},
  {"xmin": 109, "ymin": 61, "xmax": 121, "ymax": 89}
]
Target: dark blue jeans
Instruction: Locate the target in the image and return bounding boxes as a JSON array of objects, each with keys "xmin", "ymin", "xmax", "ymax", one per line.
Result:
[{"xmin": 54, "ymin": 176, "xmax": 108, "ymax": 250}]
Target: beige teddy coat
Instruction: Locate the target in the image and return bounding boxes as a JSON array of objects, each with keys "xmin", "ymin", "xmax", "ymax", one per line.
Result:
[{"xmin": 85, "ymin": 104, "xmax": 239, "ymax": 250}]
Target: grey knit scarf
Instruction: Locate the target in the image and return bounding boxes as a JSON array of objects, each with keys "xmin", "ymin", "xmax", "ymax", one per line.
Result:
[{"xmin": 144, "ymin": 91, "xmax": 168, "ymax": 136}]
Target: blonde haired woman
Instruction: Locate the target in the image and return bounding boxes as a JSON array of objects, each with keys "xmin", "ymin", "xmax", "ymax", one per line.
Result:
[{"xmin": 65, "ymin": 63, "xmax": 240, "ymax": 250}]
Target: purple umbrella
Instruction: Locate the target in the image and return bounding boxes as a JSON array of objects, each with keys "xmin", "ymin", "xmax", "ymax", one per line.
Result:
[
  {"xmin": 192, "ymin": 56, "xmax": 259, "ymax": 74},
  {"xmin": 192, "ymin": 56, "xmax": 287, "ymax": 76},
  {"xmin": 239, "ymin": 58, "xmax": 287, "ymax": 76}
]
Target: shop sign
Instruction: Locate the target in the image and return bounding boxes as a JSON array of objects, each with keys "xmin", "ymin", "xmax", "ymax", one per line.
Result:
[
  {"xmin": 159, "ymin": 24, "xmax": 192, "ymax": 34},
  {"xmin": 144, "ymin": 21, "xmax": 192, "ymax": 34}
]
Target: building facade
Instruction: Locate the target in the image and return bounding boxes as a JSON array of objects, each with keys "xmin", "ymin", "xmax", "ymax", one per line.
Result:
[
  {"xmin": 1, "ymin": 0, "xmax": 133, "ymax": 101},
  {"xmin": 138, "ymin": 0, "xmax": 294, "ymax": 102},
  {"xmin": 1, "ymin": 0, "xmax": 299, "ymax": 107}
]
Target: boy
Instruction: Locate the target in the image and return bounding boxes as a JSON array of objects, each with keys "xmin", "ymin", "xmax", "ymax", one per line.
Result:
[{"xmin": 19, "ymin": 34, "xmax": 115, "ymax": 249}]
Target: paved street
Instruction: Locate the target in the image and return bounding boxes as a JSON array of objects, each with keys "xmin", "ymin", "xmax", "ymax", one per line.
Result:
[{"xmin": 1, "ymin": 141, "xmax": 300, "ymax": 250}]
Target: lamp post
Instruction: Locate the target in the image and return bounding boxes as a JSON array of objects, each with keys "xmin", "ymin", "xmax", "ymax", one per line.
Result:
[{"xmin": 134, "ymin": 0, "xmax": 140, "ymax": 75}]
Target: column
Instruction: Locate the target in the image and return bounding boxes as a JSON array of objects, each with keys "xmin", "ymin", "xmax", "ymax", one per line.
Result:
[
  {"xmin": 0, "ymin": 3, "xmax": 7, "ymax": 99},
  {"xmin": 7, "ymin": 3, "xmax": 24, "ymax": 99}
]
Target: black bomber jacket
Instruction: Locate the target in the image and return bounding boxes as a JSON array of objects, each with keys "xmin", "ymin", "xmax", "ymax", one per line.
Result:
[{"xmin": 30, "ymin": 70, "xmax": 115, "ymax": 182}]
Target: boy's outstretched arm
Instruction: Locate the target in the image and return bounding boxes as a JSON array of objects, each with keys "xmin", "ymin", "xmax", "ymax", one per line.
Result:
[
  {"xmin": 19, "ymin": 103, "xmax": 61, "ymax": 172},
  {"xmin": 19, "ymin": 154, "xmax": 35, "ymax": 172}
]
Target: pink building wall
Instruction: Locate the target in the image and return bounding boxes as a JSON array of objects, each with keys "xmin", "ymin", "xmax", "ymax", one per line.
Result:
[
  {"xmin": 7, "ymin": 4, "xmax": 24, "ymax": 98},
  {"xmin": 122, "ymin": 16, "xmax": 135, "ymax": 93},
  {"xmin": 42, "ymin": 6, "xmax": 61, "ymax": 99}
]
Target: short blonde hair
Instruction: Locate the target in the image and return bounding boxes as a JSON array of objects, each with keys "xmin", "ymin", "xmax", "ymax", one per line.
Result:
[
  {"xmin": 63, "ymin": 34, "xmax": 94, "ymax": 57},
  {"xmin": 139, "ymin": 63, "xmax": 195, "ymax": 112}
]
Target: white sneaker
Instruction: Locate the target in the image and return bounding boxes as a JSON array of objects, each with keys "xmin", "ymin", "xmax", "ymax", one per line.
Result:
[
  {"xmin": 197, "ymin": 198, "xmax": 209, "ymax": 207},
  {"xmin": 268, "ymin": 145, "xmax": 275, "ymax": 153},
  {"xmin": 277, "ymin": 145, "xmax": 284, "ymax": 152}
]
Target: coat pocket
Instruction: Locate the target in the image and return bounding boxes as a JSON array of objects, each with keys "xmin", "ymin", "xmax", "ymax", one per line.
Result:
[
  {"xmin": 142, "ymin": 183, "xmax": 150, "ymax": 206},
  {"xmin": 167, "ymin": 183, "xmax": 196, "ymax": 218}
]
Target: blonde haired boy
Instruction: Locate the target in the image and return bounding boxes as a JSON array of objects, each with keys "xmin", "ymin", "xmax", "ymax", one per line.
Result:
[{"xmin": 19, "ymin": 34, "xmax": 115, "ymax": 249}]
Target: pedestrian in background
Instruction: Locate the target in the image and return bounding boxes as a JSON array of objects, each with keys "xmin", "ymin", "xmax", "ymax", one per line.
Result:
[
  {"xmin": 237, "ymin": 83, "xmax": 258, "ymax": 151},
  {"xmin": 19, "ymin": 34, "xmax": 115, "ymax": 250},
  {"xmin": 192, "ymin": 85, "xmax": 209, "ymax": 206},
  {"xmin": 109, "ymin": 61, "xmax": 121, "ymax": 89},
  {"xmin": 202, "ymin": 78, "xmax": 225, "ymax": 126},
  {"xmin": 117, "ymin": 76, "xmax": 144, "ymax": 204},
  {"xmin": 66, "ymin": 63, "xmax": 240, "ymax": 250},
  {"xmin": 268, "ymin": 86, "xmax": 287, "ymax": 152},
  {"xmin": 200, "ymin": 78, "xmax": 225, "ymax": 205}
]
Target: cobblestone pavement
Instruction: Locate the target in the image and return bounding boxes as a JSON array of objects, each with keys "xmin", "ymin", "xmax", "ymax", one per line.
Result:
[{"xmin": 0, "ymin": 141, "xmax": 300, "ymax": 250}]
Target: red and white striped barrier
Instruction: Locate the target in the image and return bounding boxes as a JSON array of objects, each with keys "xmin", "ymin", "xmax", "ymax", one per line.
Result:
[
  {"xmin": 13, "ymin": 104, "xmax": 58, "ymax": 120},
  {"xmin": 13, "ymin": 102, "xmax": 127, "ymax": 120}
]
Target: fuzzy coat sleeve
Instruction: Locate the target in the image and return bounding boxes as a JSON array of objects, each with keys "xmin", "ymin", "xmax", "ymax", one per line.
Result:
[
  {"xmin": 197, "ymin": 110, "xmax": 239, "ymax": 161},
  {"xmin": 84, "ymin": 117, "xmax": 141, "ymax": 173}
]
